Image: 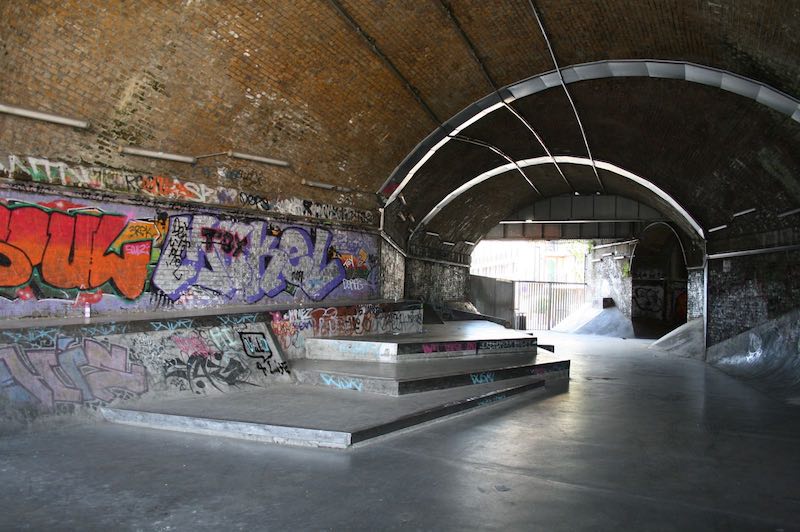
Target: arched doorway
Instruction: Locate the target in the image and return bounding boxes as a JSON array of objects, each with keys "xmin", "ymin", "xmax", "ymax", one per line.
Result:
[{"xmin": 630, "ymin": 223, "xmax": 688, "ymax": 338}]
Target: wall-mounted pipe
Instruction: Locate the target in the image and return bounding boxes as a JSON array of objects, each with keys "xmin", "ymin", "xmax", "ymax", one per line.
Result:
[
  {"xmin": 0, "ymin": 103, "xmax": 90, "ymax": 129},
  {"xmin": 228, "ymin": 151, "xmax": 290, "ymax": 167},
  {"xmin": 706, "ymin": 244, "xmax": 800, "ymax": 260},
  {"xmin": 119, "ymin": 146, "xmax": 196, "ymax": 164}
]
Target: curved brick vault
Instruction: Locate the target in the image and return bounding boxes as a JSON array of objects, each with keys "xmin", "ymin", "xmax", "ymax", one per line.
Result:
[{"xmin": 1, "ymin": 1, "xmax": 799, "ymax": 259}]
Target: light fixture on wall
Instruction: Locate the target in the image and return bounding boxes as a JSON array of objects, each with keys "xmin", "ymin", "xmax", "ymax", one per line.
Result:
[
  {"xmin": 708, "ymin": 224, "xmax": 728, "ymax": 233},
  {"xmin": 732, "ymin": 208, "xmax": 757, "ymax": 218},
  {"xmin": 301, "ymin": 179, "xmax": 353, "ymax": 193},
  {"xmin": 0, "ymin": 103, "xmax": 90, "ymax": 129},
  {"xmin": 441, "ymin": 241, "xmax": 456, "ymax": 246},
  {"xmin": 463, "ymin": 241, "xmax": 476, "ymax": 246},
  {"xmin": 425, "ymin": 231, "xmax": 440, "ymax": 237},
  {"xmin": 118, "ymin": 146, "xmax": 196, "ymax": 164},
  {"xmin": 228, "ymin": 151, "xmax": 290, "ymax": 168},
  {"xmin": 778, "ymin": 207, "xmax": 800, "ymax": 218}
]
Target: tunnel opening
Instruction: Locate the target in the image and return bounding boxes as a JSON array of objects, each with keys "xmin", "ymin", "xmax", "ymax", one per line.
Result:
[{"xmin": 630, "ymin": 223, "xmax": 688, "ymax": 339}]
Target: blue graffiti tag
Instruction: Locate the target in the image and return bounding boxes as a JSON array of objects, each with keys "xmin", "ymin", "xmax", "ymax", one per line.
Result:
[
  {"xmin": 319, "ymin": 373, "xmax": 363, "ymax": 392},
  {"xmin": 470, "ymin": 372, "xmax": 496, "ymax": 385}
]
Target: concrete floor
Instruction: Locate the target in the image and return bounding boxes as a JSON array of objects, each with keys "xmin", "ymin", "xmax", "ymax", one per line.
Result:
[{"xmin": 2, "ymin": 333, "xmax": 799, "ymax": 531}]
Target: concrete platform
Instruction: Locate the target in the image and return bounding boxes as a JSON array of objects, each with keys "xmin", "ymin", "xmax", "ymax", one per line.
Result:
[
  {"xmin": 292, "ymin": 351, "xmax": 569, "ymax": 395},
  {"xmin": 101, "ymin": 376, "xmax": 564, "ymax": 449}
]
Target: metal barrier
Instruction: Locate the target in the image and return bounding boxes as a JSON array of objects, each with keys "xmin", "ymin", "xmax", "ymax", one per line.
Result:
[{"xmin": 514, "ymin": 281, "xmax": 587, "ymax": 330}]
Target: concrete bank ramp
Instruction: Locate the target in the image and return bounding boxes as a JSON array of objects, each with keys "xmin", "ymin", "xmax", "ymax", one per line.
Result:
[
  {"xmin": 649, "ymin": 319, "xmax": 705, "ymax": 359},
  {"xmin": 552, "ymin": 303, "xmax": 635, "ymax": 338},
  {"xmin": 707, "ymin": 309, "xmax": 800, "ymax": 405}
]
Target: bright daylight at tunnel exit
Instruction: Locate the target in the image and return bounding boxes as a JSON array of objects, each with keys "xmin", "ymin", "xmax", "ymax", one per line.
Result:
[{"xmin": 0, "ymin": 1, "xmax": 799, "ymax": 530}]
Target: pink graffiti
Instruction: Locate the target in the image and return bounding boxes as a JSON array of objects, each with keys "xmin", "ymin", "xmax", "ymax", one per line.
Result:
[
  {"xmin": 421, "ymin": 342, "xmax": 477, "ymax": 354},
  {"xmin": 125, "ymin": 242, "xmax": 152, "ymax": 256},
  {"xmin": 172, "ymin": 335, "xmax": 214, "ymax": 357}
]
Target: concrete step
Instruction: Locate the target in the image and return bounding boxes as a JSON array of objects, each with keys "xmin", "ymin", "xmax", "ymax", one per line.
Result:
[
  {"xmin": 291, "ymin": 351, "xmax": 569, "ymax": 395},
  {"xmin": 305, "ymin": 336, "xmax": 540, "ymax": 362},
  {"xmin": 100, "ymin": 376, "xmax": 565, "ymax": 449}
]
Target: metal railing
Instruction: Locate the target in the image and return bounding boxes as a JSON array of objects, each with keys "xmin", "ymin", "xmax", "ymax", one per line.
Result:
[{"xmin": 514, "ymin": 281, "xmax": 587, "ymax": 330}]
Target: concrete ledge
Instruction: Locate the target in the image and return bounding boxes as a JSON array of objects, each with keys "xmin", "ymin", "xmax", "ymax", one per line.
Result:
[
  {"xmin": 100, "ymin": 375, "xmax": 563, "ymax": 449},
  {"xmin": 100, "ymin": 407, "xmax": 352, "ymax": 449}
]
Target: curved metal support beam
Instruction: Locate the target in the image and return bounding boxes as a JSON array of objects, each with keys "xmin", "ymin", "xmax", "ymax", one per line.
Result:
[
  {"xmin": 380, "ymin": 59, "xmax": 800, "ymax": 207},
  {"xmin": 410, "ymin": 156, "xmax": 705, "ymax": 243},
  {"xmin": 501, "ymin": 102, "xmax": 573, "ymax": 192},
  {"xmin": 450, "ymin": 135, "xmax": 541, "ymax": 195},
  {"xmin": 528, "ymin": 0, "xmax": 603, "ymax": 192}
]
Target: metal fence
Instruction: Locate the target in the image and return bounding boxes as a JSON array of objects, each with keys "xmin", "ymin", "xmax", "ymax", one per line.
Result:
[{"xmin": 514, "ymin": 281, "xmax": 587, "ymax": 330}]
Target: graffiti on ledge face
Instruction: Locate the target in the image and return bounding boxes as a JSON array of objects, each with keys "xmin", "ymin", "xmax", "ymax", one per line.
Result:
[
  {"xmin": 0, "ymin": 336, "xmax": 147, "ymax": 409},
  {"xmin": 0, "ymin": 192, "xmax": 379, "ymax": 317}
]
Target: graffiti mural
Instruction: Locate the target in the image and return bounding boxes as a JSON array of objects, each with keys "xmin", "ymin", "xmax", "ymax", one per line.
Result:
[
  {"xmin": 0, "ymin": 336, "xmax": 146, "ymax": 410},
  {"xmin": 153, "ymin": 214, "xmax": 347, "ymax": 303},
  {"xmin": 0, "ymin": 314, "xmax": 290, "ymax": 412},
  {"xmin": 0, "ymin": 200, "xmax": 163, "ymax": 301},
  {"xmin": 0, "ymin": 154, "xmax": 375, "ymax": 225},
  {"xmin": 0, "ymin": 191, "xmax": 380, "ymax": 318},
  {"xmin": 152, "ymin": 321, "xmax": 287, "ymax": 394}
]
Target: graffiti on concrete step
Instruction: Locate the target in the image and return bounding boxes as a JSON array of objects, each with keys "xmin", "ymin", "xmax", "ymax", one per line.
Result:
[
  {"xmin": 319, "ymin": 373, "xmax": 363, "ymax": 392},
  {"xmin": 477, "ymin": 339, "xmax": 538, "ymax": 352},
  {"xmin": 269, "ymin": 303, "xmax": 423, "ymax": 357},
  {"xmin": 420, "ymin": 341, "xmax": 477, "ymax": 354},
  {"xmin": 470, "ymin": 372, "xmax": 496, "ymax": 385}
]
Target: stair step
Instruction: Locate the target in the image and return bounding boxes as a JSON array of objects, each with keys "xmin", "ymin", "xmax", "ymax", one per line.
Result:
[
  {"xmin": 305, "ymin": 336, "xmax": 540, "ymax": 362},
  {"xmin": 292, "ymin": 352, "xmax": 569, "ymax": 395}
]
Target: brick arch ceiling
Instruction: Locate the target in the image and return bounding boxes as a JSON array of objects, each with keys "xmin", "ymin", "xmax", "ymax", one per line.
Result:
[{"xmin": 0, "ymin": 1, "xmax": 798, "ymax": 246}]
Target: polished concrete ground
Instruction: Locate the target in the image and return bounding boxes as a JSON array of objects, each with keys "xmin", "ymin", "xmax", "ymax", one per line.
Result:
[{"xmin": 2, "ymin": 333, "xmax": 799, "ymax": 530}]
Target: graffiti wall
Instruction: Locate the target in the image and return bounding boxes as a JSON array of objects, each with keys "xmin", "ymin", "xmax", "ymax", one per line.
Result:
[
  {"xmin": 269, "ymin": 301, "xmax": 423, "ymax": 359},
  {"xmin": 0, "ymin": 190, "xmax": 380, "ymax": 318},
  {"xmin": 404, "ymin": 258, "xmax": 468, "ymax": 305},
  {"xmin": 0, "ymin": 312, "xmax": 289, "ymax": 418},
  {"xmin": 631, "ymin": 283, "xmax": 665, "ymax": 320},
  {"xmin": 0, "ymin": 154, "xmax": 375, "ymax": 225}
]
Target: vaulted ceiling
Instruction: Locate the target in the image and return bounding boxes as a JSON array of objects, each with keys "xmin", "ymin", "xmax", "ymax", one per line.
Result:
[{"xmin": 1, "ymin": 1, "xmax": 798, "ymax": 258}]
